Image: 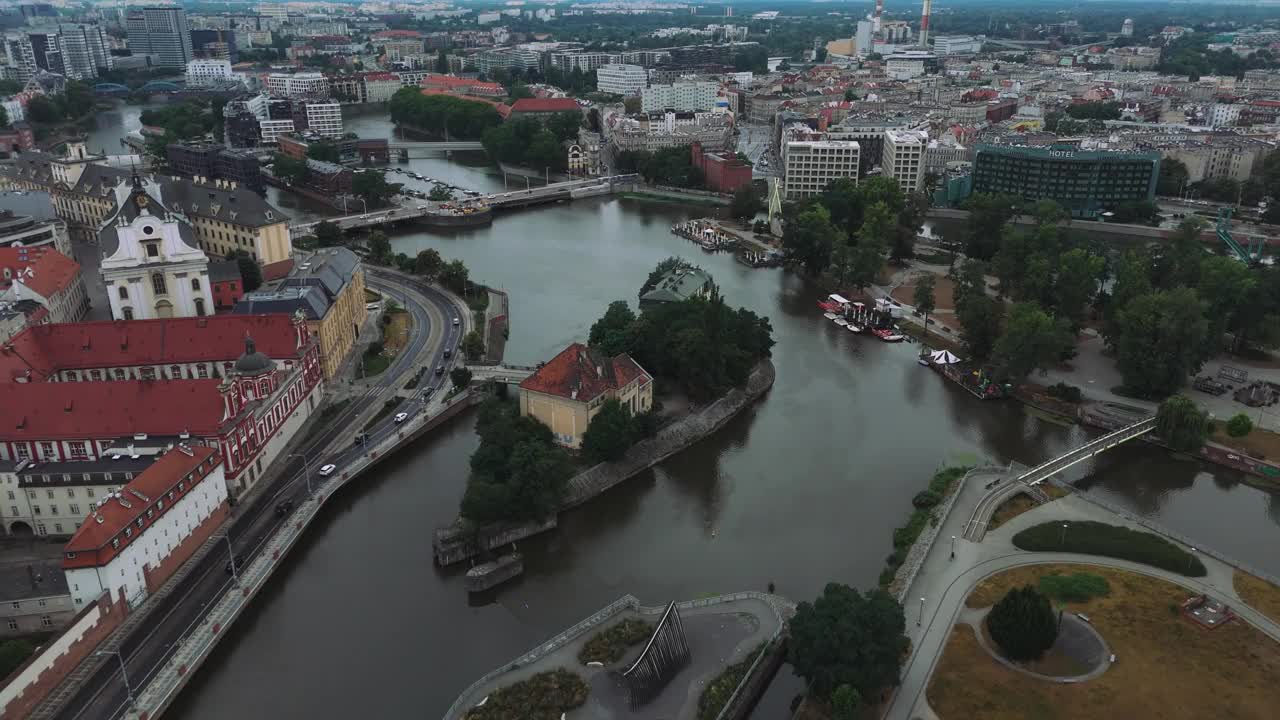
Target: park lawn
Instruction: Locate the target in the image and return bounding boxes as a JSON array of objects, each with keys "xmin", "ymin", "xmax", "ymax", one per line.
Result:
[
  {"xmin": 1211, "ymin": 426, "xmax": 1280, "ymax": 462},
  {"xmin": 1234, "ymin": 569, "xmax": 1280, "ymax": 624},
  {"xmin": 933, "ymin": 564, "xmax": 1280, "ymax": 720},
  {"xmin": 987, "ymin": 485, "xmax": 1070, "ymax": 532},
  {"xmin": 383, "ymin": 310, "xmax": 412, "ymax": 354}
]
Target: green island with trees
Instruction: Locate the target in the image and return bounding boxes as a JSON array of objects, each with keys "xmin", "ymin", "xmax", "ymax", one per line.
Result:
[{"xmin": 388, "ymin": 87, "xmax": 502, "ymax": 139}]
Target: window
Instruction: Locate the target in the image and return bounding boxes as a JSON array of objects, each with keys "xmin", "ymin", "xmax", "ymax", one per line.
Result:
[
  {"xmin": 49, "ymin": 505, "xmax": 57, "ymax": 515},
  {"xmin": 9, "ymin": 601, "xmax": 17, "ymax": 609},
  {"xmin": 87, "ymin": 488, "xmax": 95, "ymax": 497},
  {"xmin": 36, "ymin": 524, "xmax": 45, "ymax": 535},
  {"xmin": 117, "ymin": 286, "xmax": 128, "ymax": 300},
  {"xmin": 69, "ymin": 442, "xmax": 87, "ymax": 459},
  {"xmin": 53, "ymin": 523, "xmax": 61, "ymax": 533},
  {"xmin": 140, "ymin": 367, "xmax": 156, "ymax": 380},
  {"xmin": 14, "ymin": 445, "xmax": 27, "ymax": 461},
  {"xmin": 145, "ymin": 242, "xmax": 159, "ymax": 257},
  {"xmin": 9, "ymin": 506, "xmax": 16, "ymax": 516},
  {"xmin": 191, "ymin": 277, "xmax": 201, "ymax": 291},
  {"xmin": 46, "ymin": 490, "xmax": 54, "ymax": 499},
  {"xmin": 67, "ymin": 488, "xmax": 74, "ymax": 497},
  {"xmin": 194, "ymin": 298, "xmax": 206, "ymax": 317},
  {"xmin": 39, "ymin": 442, "xmax": 54, "ymax": 459},
  {"xmin": 151, "ymin": 273, "xmax": 167, "ymax": 295},
  {"xmin": 40, "ymin": 615, "xmax": 51, "ymax": 627},
  {"xmin": 170, "ymin": 365, "xmax": 183, "ymax": 379},
  {"xmin": 122, "ymin": 307, "xmax": 133, "ymax": 321},
  {"xmin": 5, "ymin": 491, "xmax": 11, "ymax": 500},
  {"xmin": 32, "ymin": 505, "xmax": 40, "ymax": 515},
  {"xmin": 196, "ymin": 364, "xmax": 209, "ymax": 379},
  {"xmin": 112, "ymin": 538, "xmax": 120, "ymax": 549},
  {"xmin": 70, "ymin": 504, "xmax": 79, "ymax": 514},
  {"xmin": 5, "ymin": 620, "xmax": 15, "ymax": 631}
]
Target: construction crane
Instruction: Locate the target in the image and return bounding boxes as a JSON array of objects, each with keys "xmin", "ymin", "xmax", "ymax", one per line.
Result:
[{"xmin": 1216, "ymin": 207, "xmax": 1265, "ymax": 264}]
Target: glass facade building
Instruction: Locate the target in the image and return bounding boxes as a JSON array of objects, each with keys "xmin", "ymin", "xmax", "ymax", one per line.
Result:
[{"xmin": 971, "ymin": 144, "xmax": 1160, "ymax": 219}]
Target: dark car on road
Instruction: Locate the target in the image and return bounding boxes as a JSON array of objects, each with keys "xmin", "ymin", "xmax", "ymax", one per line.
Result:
[{"xmin": 225, "ymin": 553, "xmax": 246, "ymax": 574}]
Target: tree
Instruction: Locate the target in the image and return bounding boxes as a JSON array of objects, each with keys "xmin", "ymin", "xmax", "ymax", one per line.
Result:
[
  {"xmin": 993, "ymin": 302, "xmax": 1072, "ymax": 380},
  {"xmin": 313, "ymin": 220, "xmax": 344, "ymax": 247},
  {"xmin": 306, "ymin": 141, "xmax": 341, "ymax": 163},
  {"xmin": 450, "ymin": 366, "xmax": 473, "ymax": 390},
  {"xmin": 460, "ymin": 399, "xmax": 572, "ymax": 524},
  {"xmin": 1053, "ymin": 248, "xmax": 1105, "ymax": 330},
  {"xmin": 272, "ymin": 153, "xmax": 308, "ymax": 184},
  {"xmin": 913, "ymin": 274, "xmax": 937, "ymax": 339},
  {"xmin": 428, "ymin": 183, "xmax": 453, "ymax": 201},
  {"xmin": 785, "ymin": 204, "xmax": 840, "ymax": 276},
  {"xmin": 434, "ymin": 49, "xmax": 449, "ymax": 74},
  {"xmin": 351, "ymin": 170, "xmax": 398, "ymax": 208},
  {"xmin": 1197, "ymin": 255, "xmax": 1255, "ymax": 355},
  {"xmin": 729, "ymin": 186, "xmax": 762, "ymax": 221},
  {"xmin": 26, "ymin": 95, "xmax": 59, "ymax": 124},
  {"xmin": 367, "ymin": 230, "xmax": 391, "ymax": 265},
  {"xmin": 1115, "ymin": 288, "xmax": 1208, "ymax": 398},
  {"xmin": 638, "ymin": 256, "xmax": 692, "ymax": 298},
  {"xmin": 849, "ymin": 201, "xmax": 891, "ymax": 293},
  {"xmin": 581, "ymin": 398, "xmax": 637, "ymax": 462},
  {"xmin": 438, "ymin": 259, "xmax": 469, "ymax": 295},
  {"xmin": 830, "ymin": 685, "xmax": 861, "ymax": 720},
  {"xmin": 789, "ymin": 583, "xmax": 908, "ymax": 700},
  {"xmin": 414, "ymin": 248, "xmax": 444, "ymax": 278},
  {"xmin": 1155, "ymin": 395, "xmax": 1211, "ymax": 452},
  {"xmin": 231, "ymin": 251, "xmax": 263, "ymax": 292},
  {"xmin": 588, "ymin": 300, "xmax": 636, "ymax": 357},
  {"xmin": 986, "ymin": 585, "xmax": 1058, "ymax": 662},
  {"xmin": 961, "ymin": 193, "xmax": 1019, "ymax": 260},
  {"xmin": 461, "ymin": 329, "xmax": 486, "ymax": 361},
  {"xmin": 955, "ymin": 260, "xmax": 1002, "ymax": 363},
  {"xmin": 1227, "ymin": 412, "xmax": 1254, "ymax": 438},
  {"xmin": 1103, "ymin": 250, "xmax": 1152, "ymax": 348}
]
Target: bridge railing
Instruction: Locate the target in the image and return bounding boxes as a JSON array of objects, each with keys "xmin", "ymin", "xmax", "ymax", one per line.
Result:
[{"xmin": 1018, "ymin": 416, "xmax": 1155, "ymax": 484}]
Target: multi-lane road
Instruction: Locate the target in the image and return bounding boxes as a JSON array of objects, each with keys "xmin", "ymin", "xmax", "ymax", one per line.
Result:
[{"xmin": 51, "ymin": 270, "xmax": 467, "ymax": 720}]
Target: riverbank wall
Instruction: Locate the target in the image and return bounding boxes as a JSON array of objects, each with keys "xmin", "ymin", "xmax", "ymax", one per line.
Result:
[
  {"xmin": 927, "ymin": 208, "xmax": 1278, "ymax": 247},
  {"xmin": 624, "ymin": 185, "xmax": 732, "ymax": 206},
  {"xmin": 432, "ymin": 359, "xmax": 777, "ymax": 565}
]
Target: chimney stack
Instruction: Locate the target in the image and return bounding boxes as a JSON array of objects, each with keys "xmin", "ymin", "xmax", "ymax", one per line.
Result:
[
  {"xmin": 920, "ymin": 0, "xmax": 933, "ymax": 48},
  {"xmin": 874, "ymin": 0, "xmax": 884, "ymax": 32}
]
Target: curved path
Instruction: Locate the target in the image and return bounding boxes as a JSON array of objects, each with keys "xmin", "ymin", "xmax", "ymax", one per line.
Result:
[{"xmin": 885, "ymin": 492, "xmax": 1280, "ymax": 720}]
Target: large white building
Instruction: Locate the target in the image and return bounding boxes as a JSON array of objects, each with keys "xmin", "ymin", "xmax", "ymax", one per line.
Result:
[
  {"xmin": 99, "ymin": 176, "xmax": 215, "ymax": 321},
  {"xmin": 1208, "ymin": 103, "xmax": 1242, "ymax": 128},
  {"xmin": 596, "ymin": 64, "xmax": 647, "ymax": 96},
  {"xmin": 885, "ymin": 52, "xmax": 937, "ymax": 80},
  {"xmin": 641, "ymin": 79, "xmax": 720, "ymax": 113},
  {"xmin": 258, "ymin": 118, "xmax": 296, "ymax": 145},
  {"xmin": 304, "ymin": 100, "xmax": 343, "ymax": 138},
  {"xmin": 185, "ymin": 58, "xmax": 234, "ymax": 86},
  {"xmin": 933, "ymin": 36, "xmax": 984, "ymax": 55},
  {"xmin": 881, "ymin": 129, "xmax": 928, "ymax": 194},
  {"xmin": 783, "ymin": 140, "xmax": 861, "ymax": 199},
  {"xmin": 266, "ymin": 71, "xmax": 328, "ymax": 98},
  {"xmin": 62, "ymin": 446, "xmax": 227, "ymax": 609}
]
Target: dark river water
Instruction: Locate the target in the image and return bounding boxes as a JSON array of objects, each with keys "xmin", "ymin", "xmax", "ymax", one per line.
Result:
[{"xmin": 81, "ymin": 106, "xmax": 1280, "ymax": 719}]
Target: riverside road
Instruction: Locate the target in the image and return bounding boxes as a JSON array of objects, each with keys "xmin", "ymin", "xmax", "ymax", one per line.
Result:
[{"xmin": 49, "ymin": 272, "xmax": 466, "ymax": 720}]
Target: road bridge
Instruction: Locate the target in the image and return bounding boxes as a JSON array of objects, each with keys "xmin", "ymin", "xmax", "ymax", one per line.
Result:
[
  {"xmin": 389, "ymin": 141, "xmax": 484, "ymax": 151},
  {"xmin": 468, "ymin": 364, "xmax": 536, "ymax": 384}
]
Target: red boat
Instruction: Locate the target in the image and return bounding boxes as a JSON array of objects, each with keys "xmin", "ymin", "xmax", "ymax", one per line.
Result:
[{"xmin": 818, "ymin": 293, "xmax": 851, "ymax": 313}]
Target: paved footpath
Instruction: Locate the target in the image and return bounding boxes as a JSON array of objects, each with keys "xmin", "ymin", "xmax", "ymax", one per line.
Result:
[{"xmin": 887, "ymin": 492, "xmax": 1280, "ymax": 720}]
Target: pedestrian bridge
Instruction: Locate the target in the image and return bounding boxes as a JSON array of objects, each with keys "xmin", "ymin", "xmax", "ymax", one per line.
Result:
[
  {"xmin": 1020, "ymin": 416, "xmax": 1156, "ymax": 486},
  {"xmin": 390, "ymin": 141, "xmax": 485, "ymax": 151},
  {"xmin": 468, "ymin": 365, "xmax": 536, "ymax": 384}
]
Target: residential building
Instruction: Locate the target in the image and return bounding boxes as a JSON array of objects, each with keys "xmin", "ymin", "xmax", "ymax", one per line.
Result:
[
  {"xmin": 234, "ymin": 247, "xmax": 366, "ymax": 379},
  {"xmin": 0, "ymin": 122, "xmax": 34, "ymax": 154},
  {"xmin": 361, "ymin": 73, "xmax": 401, "ymax": 103},
  {"xmin": 0, "ymin": 147, "xmax": 293, "ymax": 264},
  {"xmin": 99, "ymin": 176, "xmax": 214, "ymax": 321},
  {"xmin": 471, "ymin": 47, "xmax": 540, "ymax": 76},
  {"xmin": 971, "ymin": 144, "xmax": 1160, "ymax": 219},
  {"xmin": 3, "ymin": 33, "xmax": 36, "ymax": 82},
  {"xmin": 209, "ymin": 260, "xmax": 243, "ymax": 311},
  {"xmin": 641, "ymin": 80, "xmax": 719, "ymax": 113},
  {"xmin": 881, "ymin": 129, "xmax": 929, "ymax": 194},
  {"xmin": 26, "ymin": 30, "xmax": 62, "ymax": 76},
  {"xmin": 381, "ymin": 40, "xmax": 423, "ymax": 62},
  {"xmin": 418, "ymin": 74, "xmax": 505, "ymax": 97},
  {"xmin": 0, "ymin": 558, "xmax": 75, "ymax": 634},
  {"xmin": 304, "ymin": 100, "xmax": 343, "ymax": 138},
  {"xmin": 596, "ymin": 64, "xmax": 647, "ymax": 96},
  {"xmin": 606, "ymin": 110, "xmax": 734, "ymax": 152},
  {"xmin": 783, "ymin": 140, "xmax": 861, "ymax": 199},
  {"xmin": 266, "ymin": 72, "xmax": 328, "ymax": 99},
  {"xmin": 0, "ymin": 246, "xmax": 88, "ymax": 324},
  {"xmin": 1, "ymin": 455, "xmax": 148, "ymax": 538},
  {"xmin": 54, "ymin": 24, "xmax": 112, "ymax": 80},
  {"xmin": 62, "ymin": 445, "xmax": 228, "ymax": 609},
  {"xmin": 828, "ymin": 119, "xmax": 923, "ymax": 178},
  {"xmin": 547, "ymin": 51, "xmax": 616, "ymax": 73},
  {"xmin": 518, "ymin": 343, "xmax": 654, "ymax": 449},
  {"xmin": 184, "ymin": 58, "xmax": 234, "ymax": 86},
  {"xmin": 0, "ymin": 192, "xmax": 69, "ymax": 255},
  {"xmin": 165, "ymin": 142, "xmax": 264, "ymax": 193},
  {"xmin": 0, "ymin": 314, "xmax": 326, "ymax": 496},
  {"xmin": 1208, "ymin": 103, "xmax": 1242, "ymax": 128},
  {"xmin": 126, "ymin": 7, "xmax": 193, "ymax": 68},
  {"xmin": 885, "ymin": 52, "xmax": 939, "ymax": 80},
  {"xmin": 639, "ymin": 266, "xmax": 714, "ymax": 307},
  {"xmin": 258, "ymin": 118, "xmax": 296, "ymax": 145},
  {"xmin": 690, "ymin": 142, "xmax": 753, "ymax": 194}
]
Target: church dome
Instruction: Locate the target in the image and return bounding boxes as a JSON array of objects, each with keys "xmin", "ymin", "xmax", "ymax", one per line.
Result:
[{"xmin": 234, "ymin": 336, "xmax": 275, "ymax": 376}]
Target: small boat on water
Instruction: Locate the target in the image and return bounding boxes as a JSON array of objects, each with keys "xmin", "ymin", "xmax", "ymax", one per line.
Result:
[
  {"xmin": 834, "ymin": 317, "xmax": 848, "ymax": 327},
  {"xmin": 823, "ymin": 312, "xmax": 838, "ymax": 320},
  {"xmin": 872, "ymin": 328, "xmax": 905, "ymax": 342},
  {"xmin": 847, "ymin": 323, "xmax": 862, "ymax": 332}
]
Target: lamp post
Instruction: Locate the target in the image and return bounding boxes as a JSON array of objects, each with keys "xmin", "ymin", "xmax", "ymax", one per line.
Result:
[
  {"xmin": 360, "ymin": 197, "xmax": 368, "ymax": 214},
  {"xmin": 950, "ymin": 535, "xmax": 957, "ymax": 559},
  {"xmin": 289, "ymin": 453, "xmax": 313, "ymax": 495},
  {"xmin": 1060, "ymin": 522, "xmax": 1069, "ymax": 548},
  {"xmin": 918, "ymin": 597, "xmax": 925, "ymax": 627},
  {"xmin": 220, "ymin": 535, "xmax": 237, "ymax": 584},
  {"xmin": 1189, "ymin": 546, "xmax": 1198, "ymax": 573},
  {"xmin": 97, "ymin": 650, "xmax": 134, "ymax": 707}
]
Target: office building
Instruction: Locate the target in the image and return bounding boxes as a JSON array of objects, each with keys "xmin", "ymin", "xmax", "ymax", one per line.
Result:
[
  {"xmin": 971, "ymin": 145, "xmax": 1160, "ymax": 219},
  {"xmin": 0, "ymin": 190, "xmax": 68, "ymax": 254},
  {"xmin": 190, "ymin": 28, "xmax": 237, "ymax": 63},
  {"xmin": 266, "ymin": 71, "xmax": 328, "ymax": 99},
  {"xmin": 596, "ymin": 64, "xmax": 647, "ymax": 96},
  {"xmin": 126, "ymin": 7, "xmax": 194, "ymax": 68},
  {"xmin": 933, "ymin": 36, "xmax": 983, "ymax": 55},
  {"xmin": 57, "ymin": 24, "xmax": 112, "ymax": 80},
  {"xmin": 3, "ymin": 34, "xmax": 36, "ymax": 82},
  {"xmin": 783, "ymin": 140, "xmax": 861, "ymax": 199},
  {"xmin": 641, "ymin": 79, "xmax": 719, "ymax": 113},
  {"xmin": 304, "ymin": 101, "xmax": 342, "ymax": 138},
  {"xmin": 881, "ymin": 129, "xmax": 928, "ymax": 194},
  {"xmin": 165, "ymin": 142, "xmax": 263, "ymax": 193},
  {"xmin": 885, "ymin": 51, "xmax": 939, "ymax": 80},
  {"xmin": 184, "ymin": 58, "xmax": 234, "ymax": 86}
]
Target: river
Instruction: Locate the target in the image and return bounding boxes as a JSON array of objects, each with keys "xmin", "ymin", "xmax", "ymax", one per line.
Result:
[{"xmin": 82, "ymin": 105, "xmax": 1280, "ymax": 719}]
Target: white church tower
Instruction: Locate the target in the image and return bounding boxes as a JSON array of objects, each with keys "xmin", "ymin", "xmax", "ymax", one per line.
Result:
[{"xmin": 100, "ymin": 174, "xmax": 215, "ymax": 321}]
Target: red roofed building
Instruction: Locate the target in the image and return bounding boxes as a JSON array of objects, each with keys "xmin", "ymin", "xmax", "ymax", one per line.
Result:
[
  {"xmin": 0, "ymin": 314, "xmax": 324, "ymax": 496},
  {"xmin": 419, "ymin": 74, "xmax": 505, "ymax": 98},
  {"xmin": 505, "ymin": 97, "xmax": 583, "ymax": 120},
  {"xmin": 63, "ymin": 445, "xmax": 228, "ymax": 610},
  {"xmin": 0, "ymin": 245, "xmax": 89, "ymax": 324},
  {"xmin": 518, "ymin": 342, "xmax": 653, "ymax": 449}
]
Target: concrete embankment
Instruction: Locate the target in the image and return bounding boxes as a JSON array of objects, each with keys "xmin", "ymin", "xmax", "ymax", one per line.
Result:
[{"xmin": 433, "ymin": 359, "xmax": 777, "ymax": 565}]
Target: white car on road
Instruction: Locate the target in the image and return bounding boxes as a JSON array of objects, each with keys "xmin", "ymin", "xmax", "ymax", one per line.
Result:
[
  {"xmin": 394, "ymin": 412, "xmax": 409, "ymax": 423},
  {"xmin": 318, "ymin": 464, "xmax": 337, "ymax": 476}
]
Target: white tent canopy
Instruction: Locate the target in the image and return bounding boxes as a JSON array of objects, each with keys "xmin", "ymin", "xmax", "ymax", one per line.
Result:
[{"xmin": 930, "ymin": 349, "xmax": 961, "ymax": 365}]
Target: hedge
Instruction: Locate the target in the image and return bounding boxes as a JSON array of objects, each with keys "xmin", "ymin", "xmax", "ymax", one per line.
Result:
[
  {"xmin": 1012, "ymin": 521, "xmax": 1207, "ymax": 577},
  {"xmin": 463, "ymin": 668, "xmax": 587, "ymax": 720},
  {"xmin": 577, "ymin": 618, "xmax": 653, "ymax": 665},
  {"xmin": 697, "ymin": 642, "xmax": 767, "ymax": 720}
]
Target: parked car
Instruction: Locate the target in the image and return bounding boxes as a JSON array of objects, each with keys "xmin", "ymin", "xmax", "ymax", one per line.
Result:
[
  {"xmin": 435, "ymin": 365, "xmax": 445, "ymax": 375},
  {"xmin": 318, "ymin": 463, "xmax": 337, "ymax": 476},
  {"xmin": 394, "ymin": 412, "xmax": 409, "ymax": 423}
]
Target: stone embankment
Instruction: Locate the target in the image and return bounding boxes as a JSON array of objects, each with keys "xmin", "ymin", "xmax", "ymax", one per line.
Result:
[{"xmin": 433, "ymin": 360, "xmax": 777, "ymax": 565}]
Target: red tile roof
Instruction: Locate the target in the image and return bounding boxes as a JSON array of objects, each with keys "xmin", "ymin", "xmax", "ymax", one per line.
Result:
[
  {"xmin": 508, "ymin": 97, "xmax": 581, "ymax": 115},
  {"xmin": 1, "ymin": 380, "xmax": 225, "ymax": 440},
  {"xmin": 63, "ymin": 446, "xmax": 221, "ymax": 568},
  {"xmin": 374, "ymin": 30, "xmax": 422, "ymax": 39},
  {"xmin": 0, "ymin": 315, "xmax": 302, "ymax": 383},
  {"xmin": 518, "ymin": 343, "xmax": 651, "ymax": 403},
  {"xmin": 262, "ymin": 258, "xmax": 295, "ymax": 282},
  {"xmin": 0, "ymin": 246, "xmax": 80, "ymax": 299}
]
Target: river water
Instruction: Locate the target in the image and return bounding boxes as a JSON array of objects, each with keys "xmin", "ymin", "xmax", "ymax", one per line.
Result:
[{"xmin": 80, "ymin": 106, "xmax": 1280, "ymax": 719}]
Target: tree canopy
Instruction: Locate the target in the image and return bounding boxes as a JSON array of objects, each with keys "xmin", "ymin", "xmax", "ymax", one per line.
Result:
[
  {"xmin": 992, "ymin": 302, "xmax": 1072, "ymax": 380},
  {"xmin": 1114, "ymin": 288, "xmax": 1209, "ymax": 398},
  {"xmin": 351, "ymin": 170, "xmax": 399, "ymax": 208},
  {"xmin": 388, "ymin": 87, "xmax": 502, "ymax": 139},
  {"xmin": 789, "ymin": 583, "xmax": 908, "ymax": 700},
  {"xmin": 1155, "ymin": 395, "xmax": 1211, "ymax": 453},
  {"xmin": 460, "ymin": 399, "xmax": 573, "ymax": 524},
  {"xmin": 580, "ymin": 398, "xmax": 638, "ymax": 463},
  {"xmin": 986, "ymin": 585, "xmax": 1058, "ymax": 662}
]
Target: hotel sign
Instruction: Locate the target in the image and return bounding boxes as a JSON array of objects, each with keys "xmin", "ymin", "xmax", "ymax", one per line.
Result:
[{"xmin": 1049, "ymin": 150, "xmax": 1076, "ymax": 158}]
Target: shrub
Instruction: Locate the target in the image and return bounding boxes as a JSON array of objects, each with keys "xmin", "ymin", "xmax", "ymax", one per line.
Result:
[
  {"xmin": 1038, "ymin": 572, "xmax": 1110, "ymax": 603},
  {"xmin": 1046, "ymin": 382, "xmax": 1083, "ymax": 403},
  {"xmin": 879, "ymin": 466, "xmax": 970, "ymax": 587},
  {"xmin": 463, "ymin": 669, "xmax": 587, "ymax": 720},
  {"xmin": 986, "ymin": 585, "xmax": 1058, "ymax": 662},
  {"xmin": 1013, "ymin": 520, "xmax": 1206, "ymax": 576},
  {"xmin": 366, "ymin": 340, "xmax": 384, "ymax": 356},
  {"xmin": 1227, "ymin": 413, "xmax": 1254, "ymax": 438},
  {"xmin": 912, "ymin": 490, "xmax": 940, "ymax": 508},
  {"xmin": 577, "ymin": 619, "xmax": 653, "ymax": 665},
  {"xmin": 697, "ymin": 643, "xmax": 767, "ymax": 720}
]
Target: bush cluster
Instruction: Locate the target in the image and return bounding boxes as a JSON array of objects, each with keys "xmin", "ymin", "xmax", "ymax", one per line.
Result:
[
  {"xmin": 1013, "ymin": 520, "xmax": 1207, "ymax": 576},
  {"xmin": 577, "ymin": 619, "xmax": 653, "ymax": 665},
  {"xmin": 463, "ymin": 669, "xmax": 587, "ymax": 720},
  {"xmin": 879, "ymin": 467, "xmax": 969, "ymax": 587},
  {"xmin": 1046, "ymin": 382, "xmax": 1083, "ymax": 403},
  {"xmin": 697, "ymin": 643, "xmax": 767, "ymax": 720}
]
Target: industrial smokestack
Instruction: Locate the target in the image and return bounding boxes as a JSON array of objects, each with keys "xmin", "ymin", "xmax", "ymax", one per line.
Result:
[
  {"xmin": 919, "ymin": 0, "xmax": 933, "ymax": 48},
  {"xmin": 874, "ymin": 0, "xmax": 884, "ymax": 32}
]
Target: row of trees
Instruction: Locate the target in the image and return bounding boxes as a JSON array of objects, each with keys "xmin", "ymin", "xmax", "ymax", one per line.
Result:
[
  {"xmin": 25, "ymin": 80, "xmax": 96, "ymax": 127},
  {"xmin": 388, "ymin": 87, "xmax": 502, "ymax": 139},
  {"xmin": 782, "ymin": 177, "xmax": 928, "ymax": 293},
  {"xmin": 459, "ymin": 398, "xmax": 573, "ymax": 525},
  {"xmin": 481, "ymin": 113, "xmax": 582, "ymax": 172},
  {"xmin": 615, "ymin": 146, "xmax": 704, "ymax": 189}
]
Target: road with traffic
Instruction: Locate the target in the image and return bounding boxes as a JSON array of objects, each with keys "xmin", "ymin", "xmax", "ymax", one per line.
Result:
[{"xmin": 49, "ymin": 271, "xmax": 467, "ymax": 720}]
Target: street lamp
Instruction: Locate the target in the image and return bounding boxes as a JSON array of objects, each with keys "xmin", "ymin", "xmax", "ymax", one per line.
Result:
[
  {"xmin": 289, "ymin": 453, "xmax": 313, "ymax": 495},
  {"xmin": 951, "ymin": 535, "xmax": 957, "ymax": 559},
  {"xmin": 918, "ymin": 597, "xmax": 925, "ymax": 627},
  {"xmin": 1060, "ymin": 522, "xmax": 1069, "ymax": 548},
  {"xmin": 1190, "ymin": 546, "xmax": 1198, "ymax": 572},
  {"xmin": 219, "ymin": 535, "xmax": 237, "ymax": 585},
  {"xmin": 97, "ymin": 650, "xmax": 134, "ymax": 706}
]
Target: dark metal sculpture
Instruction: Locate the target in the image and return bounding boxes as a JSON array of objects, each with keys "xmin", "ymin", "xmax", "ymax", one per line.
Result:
[{"xmin": 619, "ymin": 602, "xmax": 692, "ymax": 708}]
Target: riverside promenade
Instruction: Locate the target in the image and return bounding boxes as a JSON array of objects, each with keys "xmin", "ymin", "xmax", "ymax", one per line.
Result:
[{"xmin": 445, "ymin": 592, "xmax": 793, "ymax": 720}]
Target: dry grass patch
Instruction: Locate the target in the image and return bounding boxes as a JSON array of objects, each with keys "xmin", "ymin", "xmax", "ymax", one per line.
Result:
[
  {"xmin": 383, "ymin": 311, "xmax": 412, "ymax": 354},
  {"xmin": 933, "ymin": 564, "xmax": 1280, "ymax": 720},
  {"xmin": 986, "ymin": 485, "xmax": 1070, "ymax": 532},
  {"xmin": 1234, "ymin": 570, "xmax": 1280, "ymax": 624},
  {"xmin": 1211, "ymin": 426, "xmax": 1280, "ymax": 462}
]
